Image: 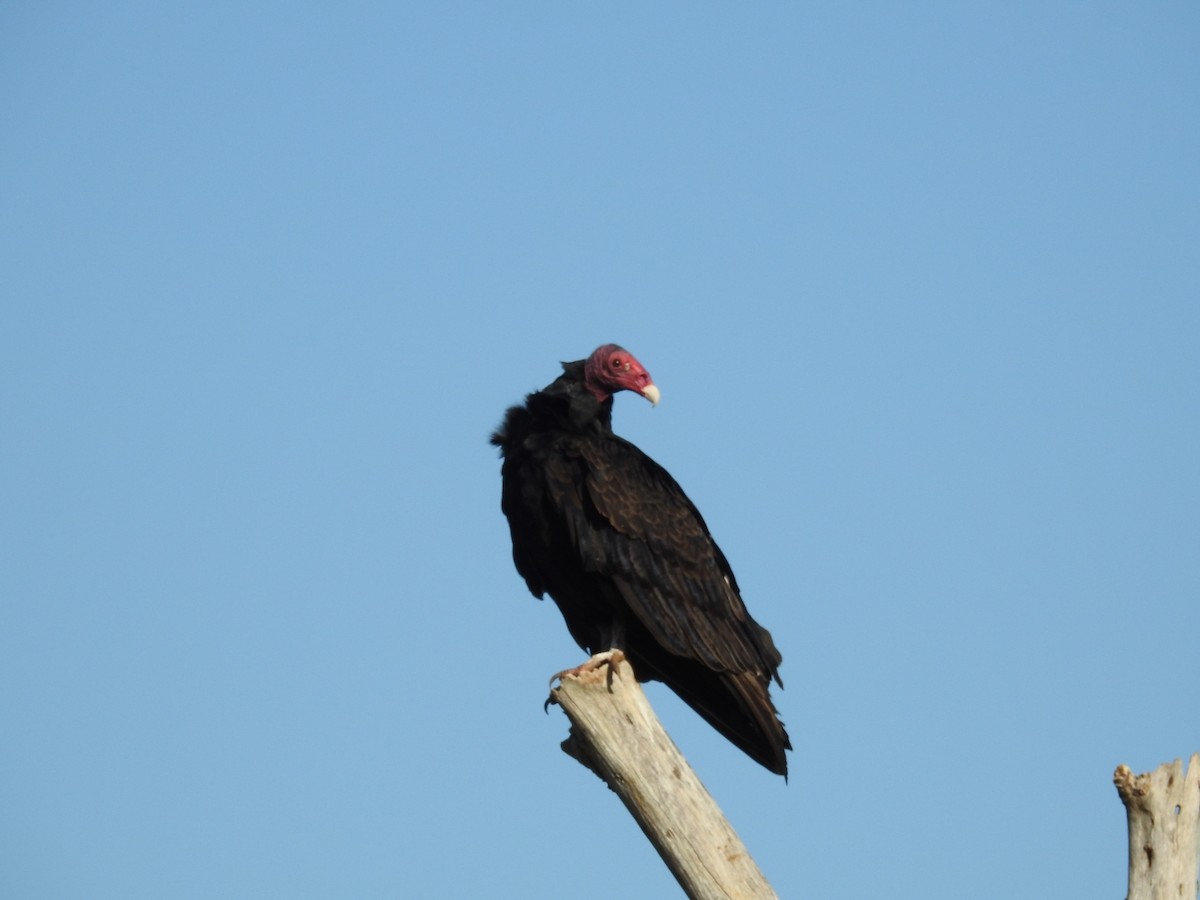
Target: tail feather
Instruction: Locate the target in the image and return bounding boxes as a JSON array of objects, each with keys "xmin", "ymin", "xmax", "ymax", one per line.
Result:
[{"xmin": 631, "ymin": 651, "xmax": 790, "ymax": 777}]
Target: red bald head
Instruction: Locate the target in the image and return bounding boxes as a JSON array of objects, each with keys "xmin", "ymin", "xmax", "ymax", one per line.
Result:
[{"xmin": 582, "ymin": 344, "xmax": 660, "ymax": 406}]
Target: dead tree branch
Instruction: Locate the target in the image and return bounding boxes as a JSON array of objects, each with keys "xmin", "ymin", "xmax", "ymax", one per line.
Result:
[
  {"xmin": 1114, "ymin": 753, "xmax": 1200, "ymax": 900},
  {"xmin": 549, "ymin": 655, "xmax": 777, "ymax": 900}
]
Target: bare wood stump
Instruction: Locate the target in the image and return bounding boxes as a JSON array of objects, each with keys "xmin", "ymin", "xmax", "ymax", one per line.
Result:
[
  {"xmin": 1114, "ymin": 753, "xmax": 1200, "ymax": 900},
  {"xmin": 549, "ymin": 654, "xmax": 778, "ymax": 900}
]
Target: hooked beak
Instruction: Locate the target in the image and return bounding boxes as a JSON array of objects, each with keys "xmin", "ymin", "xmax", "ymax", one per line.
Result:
[{"xmin": 641, "ymin": 383, "xmax": 661, "ymax": 406}]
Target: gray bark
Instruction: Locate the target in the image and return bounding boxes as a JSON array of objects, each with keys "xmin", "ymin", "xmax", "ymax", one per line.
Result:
[
  {"xmin": 1114, "ymin": 754, "xmax": 1200, "ymax": 900},
  {"xmin": 549, "ymin": 653, "xmax": 778, "ymax": 900}
]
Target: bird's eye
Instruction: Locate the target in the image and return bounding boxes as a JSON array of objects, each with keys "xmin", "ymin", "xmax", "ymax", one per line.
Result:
[{"xmin": 611, "ymin": 357, "xmax": 623, "ymax": 369}]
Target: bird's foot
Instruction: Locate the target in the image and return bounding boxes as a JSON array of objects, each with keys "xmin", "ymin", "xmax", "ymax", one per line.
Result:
[{"xmin": 544, "ymin": 650, "xmax": 627, "ymax": 711}]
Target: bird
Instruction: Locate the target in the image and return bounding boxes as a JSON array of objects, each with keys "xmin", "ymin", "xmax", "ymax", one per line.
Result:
[{"xmin": 490, "ymin": 344, "xmax": 790, "ymax": 776}]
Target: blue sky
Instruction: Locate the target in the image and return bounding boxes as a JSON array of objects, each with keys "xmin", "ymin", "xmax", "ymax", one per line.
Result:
[{"xmin": 2, "ymin": 3, "xmax": 1197, "ymax": 897}]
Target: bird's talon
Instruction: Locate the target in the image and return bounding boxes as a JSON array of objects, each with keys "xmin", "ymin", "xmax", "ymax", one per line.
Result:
[{"xmin": 549, "ymin": 649, "xmax": 627, "ymax": 692}]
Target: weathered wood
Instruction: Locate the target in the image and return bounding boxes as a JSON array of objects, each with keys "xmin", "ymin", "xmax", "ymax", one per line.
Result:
[
  {"xmin": 549, "ymin": 653, "xmax": 778, "ymax": 900},
  {"xmin": 1114, "ymin": 754, "xmax": 1200, "ymax": 900}
]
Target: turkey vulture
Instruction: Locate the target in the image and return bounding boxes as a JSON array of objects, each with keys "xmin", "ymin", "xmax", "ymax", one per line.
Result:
[{"xmin": 490, "ymin": 344, "xmax": 790, "ymax": 776}]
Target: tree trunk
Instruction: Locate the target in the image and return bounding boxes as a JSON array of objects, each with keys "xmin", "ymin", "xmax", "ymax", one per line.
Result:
[
  {"xmin": 1114, "ymin": 754, "xmax": 1200, "ymax": 900},
  {"xmin": 549, "ymin": 653, "xmax": 778, "ymax": 900}
]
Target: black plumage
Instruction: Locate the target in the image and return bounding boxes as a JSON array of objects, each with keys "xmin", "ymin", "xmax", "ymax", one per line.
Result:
[{"xmin": 490, "ymin": 344, "xmax": 790, "ymax": 776}]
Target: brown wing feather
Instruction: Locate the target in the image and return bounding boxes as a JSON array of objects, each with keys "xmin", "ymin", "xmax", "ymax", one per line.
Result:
[{"xmin": 577, "ymin": 435, "xmax": 780, "ymax": 680}]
